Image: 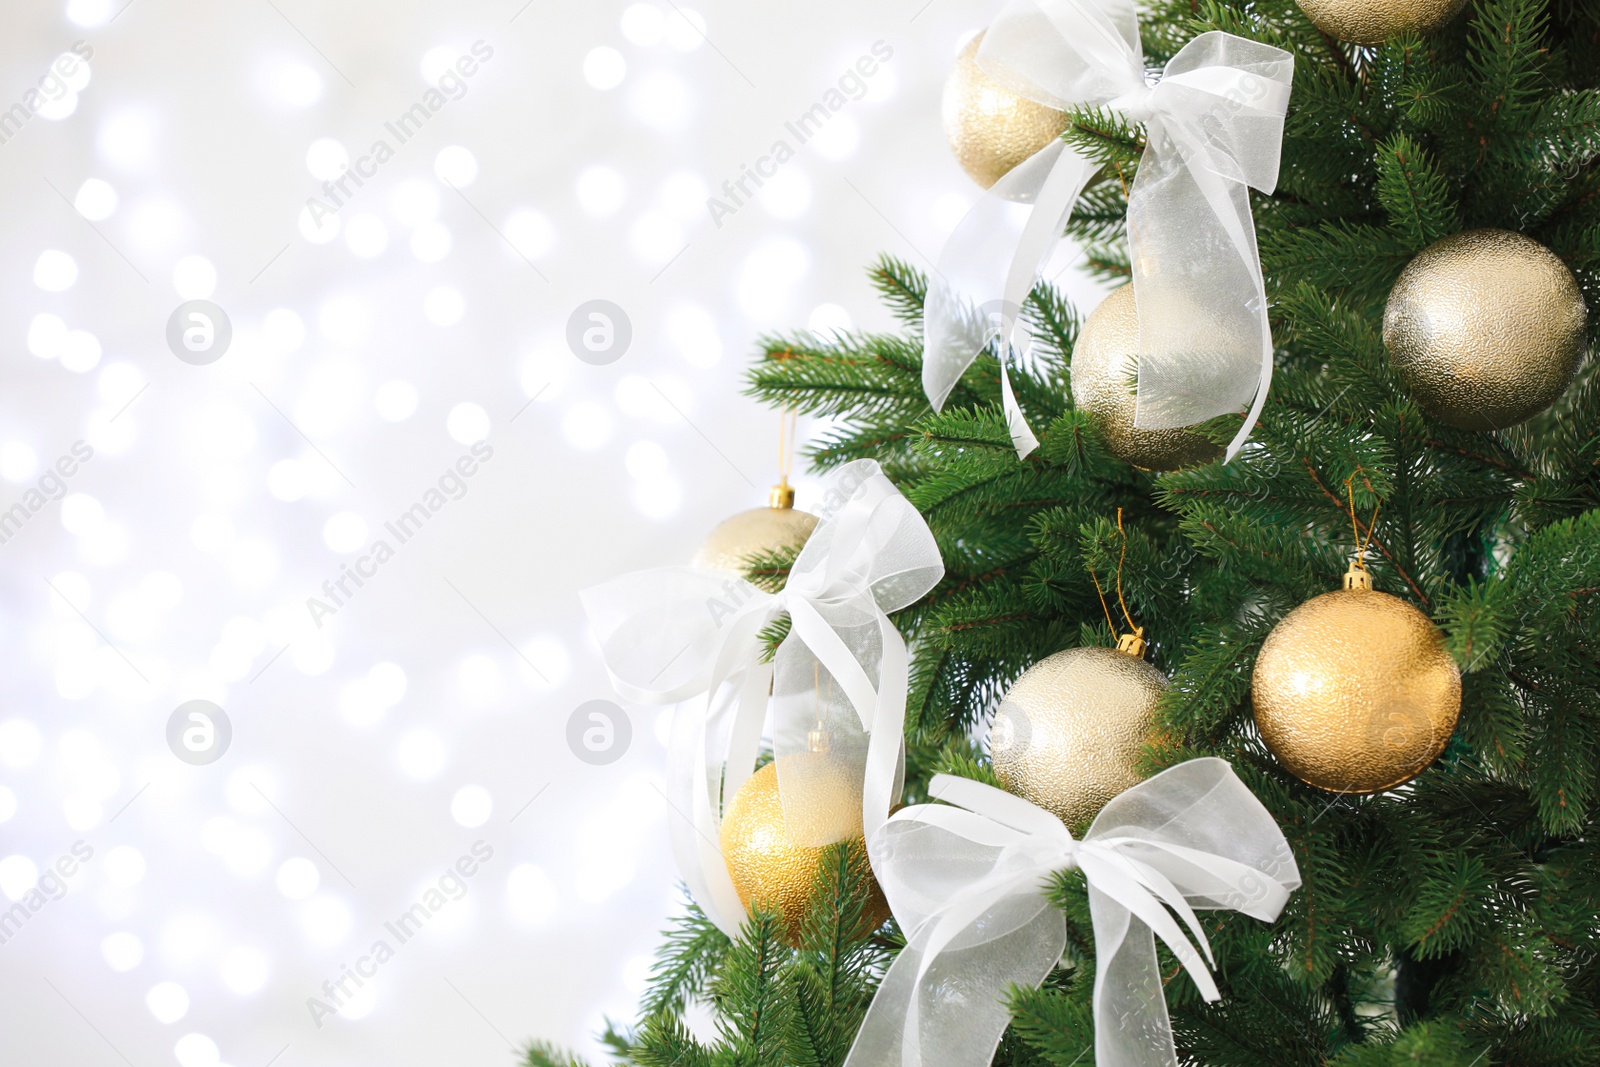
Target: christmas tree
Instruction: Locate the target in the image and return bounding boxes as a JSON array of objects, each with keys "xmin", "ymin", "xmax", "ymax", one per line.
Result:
[{"xmin": 530, "ymin": 0, "xmax": 1600, "ymax": 1062}]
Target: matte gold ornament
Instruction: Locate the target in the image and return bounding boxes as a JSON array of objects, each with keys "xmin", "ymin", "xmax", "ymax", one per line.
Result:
[
  {"xmin": 1252, "ymin": 564, "xmax": 1462, "ymax": 794},
  {"xmin": 989, "ymin": 634, "xmax": 1167, "ymax": 829},
  {"xmin": 1384, "ymin": 229, "xmax": 1588, "ymax": 431},
  {"xmin": 1294, "ymin": 0, "xmax": 1468, "ymax": 45},
  {"xmin": 943, "ymin": 32, "xmax": 1070, "ymax": 189},
  {"xmin": 693, "ymin": 482, "xmax": 818, "ymax": 573},
  {"xmin": 1071, "ymin": 285, "xmax": 1225, "ymax": 471},
  {"xmin": 718, "ymin": 757, "xmax": 887, "ymax": 942}
]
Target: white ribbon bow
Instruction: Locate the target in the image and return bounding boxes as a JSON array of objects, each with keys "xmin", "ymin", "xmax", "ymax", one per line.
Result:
[
  {"xmin": 925, "ymin": 0, "xmax": 1295, "ymax": 461},
  {"xmin": 581, "ymin": 460, "xmax": 944, "ymax": 936},
  {"xmin": 845, "ymin": 758, "xmax": 1301, "ymax": 1067}
]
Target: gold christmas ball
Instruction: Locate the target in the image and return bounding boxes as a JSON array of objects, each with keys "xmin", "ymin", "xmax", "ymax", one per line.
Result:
[
  {"xmin": 1384, "ymin": 229, "xmax": 1588, "ymax": 431},
  {"xmin": 1071, "ymin": 285, "xmax": 1225, "ymax": 471},
  {"xmin": 1252, "ymin": 586, "xmax": 1462, "ymax": 794},
  {"xmin": 692, "ymin": 489, "xmax": 818, "ymax": 573},
  {"xmin": 1294, "ymin": 0, "xmax": 1468, "ymax": 44},
  {"xmin": 943, "ymin": 32, "xmax": 1069, "ymax": 189},
  {"xmin": 719, "ymin": 757, "xmax": 887, "ymax": 942},
  {"xmin": 989, "ymin": 645, "xmax": 1167, "ymax": 830}
]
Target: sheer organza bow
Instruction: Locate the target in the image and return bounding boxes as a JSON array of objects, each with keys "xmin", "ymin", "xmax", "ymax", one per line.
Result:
[
  {"xmin": 925, "ymin": 0, "xmax": 1294, "ymax": 460},
  {"xmin": 845, "ymin": 758, "xmax": 1301, "ymax": 1067},
  {"xmin": 580, "ymin": 460, "xmax": 944, "ymax": 935}
]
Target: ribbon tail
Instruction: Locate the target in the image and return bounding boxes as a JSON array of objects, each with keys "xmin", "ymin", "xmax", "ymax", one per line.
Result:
[
  {"xmin": 690, "ymin": 704, "xmax": 753, "ymax": 939},
  {"xmin": 844, "ymin": 897, "xmax": 1065, "ymax": 1067},
  {"xmin": 924, "ymin": 141, "xmax": 1089, "ymax": 417},
  {"xmin": 999, "ymin": 355, "xmax": 1041, "ymax": 459},
  {"xmin": 722, "ymin": 659, "xmax": 773, "ymax": 820},
  {"xmin": 687, "ymin": 611, "xmax": 774, "ymax": 938},
  {"xmin": 1126, "ymin": 121, "xmax": 1274, "ymax": 437},
  {"xmin": 1086, "ymin": 882, "xmax": 1180, "ymax": 1067},
  {"xmin": 1224, "ymin": 334, "xmax": 1273, "ymax": 462},
  {"xmin": 1001, "ymin": 144, "xmax": 1094, "ymax": 458},
  {"xmin": 1002, "ymin": 143, "xmax": 1096, "ymax": 315},
  {"xmin": 862, "ymin": 616, "xmax": 908, "ymax": 841},
  {"xmin": 663, "ymin": 698, "xmax": 721, "ymax": 929}
]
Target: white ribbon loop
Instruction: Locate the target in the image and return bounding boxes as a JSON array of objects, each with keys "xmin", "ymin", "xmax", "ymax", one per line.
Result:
[
  {"xmin": 845, "ymin": 758, "xmax": 1300, "ymax": 1067},
  {"xmin": 581, "ymin": 460, "xmax": 944, "ymax": 936},
  {"xmin": 924, "ymin": 0, "xmax": 1294, "ymax": 460}
]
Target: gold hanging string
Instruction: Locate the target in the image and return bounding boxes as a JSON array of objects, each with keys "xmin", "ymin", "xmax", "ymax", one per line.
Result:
[
  {"xmin": 778, "ymin": 407, "xmax": 798, "ymax": 487},
  {"xmin": 1091, "ymin": 508, "xmax": 1143, "ymax": 644},
  {"xmin": 1114, "ymin": 508, "xmax": 1140, "ymax": 638},
  {"xmin": 1344, "ymin": 470, "xmax": 1381, "ymax": 572},
  {"xmin": 809, "ymin": 659, "xmax": 833, "ymax": 753},
  {"xmin": 1091, "ymin": 566, "xmax": 1119, "ymax": 643}
]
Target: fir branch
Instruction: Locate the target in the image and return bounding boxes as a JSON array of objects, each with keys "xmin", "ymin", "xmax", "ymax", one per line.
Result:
[
  {"xmin": 631, "ymin": 1012, "xmax": 718, "ymax": 1067},
  {"xmin": 714, "ymin": 910, "xmax": 796, "ymax": 1067},
  {"xmin": 868, "ymin": 255, "xmax": 928, "ymax": 329},
  {"xmin": 1375, "ymin": 133, "xmax": 1462, "ymax": 249},
  {"xmin": 642, "ymin": 899, "xmax": 734, "ymax": 1016},
  {"xmin": 1063, "ymin": 104, "xmax": 1145, "ymax": 174},
  {"xmin": 521, "ymin": 1041, "xmax": 591, "ymax": 1067}
]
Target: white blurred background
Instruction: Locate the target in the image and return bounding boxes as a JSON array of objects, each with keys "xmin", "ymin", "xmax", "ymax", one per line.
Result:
[{"xmin": 0, "ymin": 1, "xmax": 1104, "ymax": 1064}]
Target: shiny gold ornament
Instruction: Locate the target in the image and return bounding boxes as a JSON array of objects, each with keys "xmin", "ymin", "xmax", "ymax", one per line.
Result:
[
  {"xmin": 1071, "ymin": 285, "xmax": 1224, "ymax": 471},
  {"xmin": 1252, "ymin": 564, "xmax": 1462, "ymax": 794},
  {"xmin": 943, "ymin": 32, "xmax": 1070, "ymax": 189},
  {"xmin": 1384, "ymin": 229, "xmax": 1588, "ymax": 431},
  {"xmin": 989, "ymin": 639, "xmax": 1167, "ymax": 830},
  {"xmin": 718, "ymin": 757, "xmax": 888, "ymax": 942},
  {"xmin": 692, "ymin": 482, "xmax": 818, "ymax": 573},
  {"xmin": 1293, "ymin": 0, "xmax": 1468, "ymax": 44}
]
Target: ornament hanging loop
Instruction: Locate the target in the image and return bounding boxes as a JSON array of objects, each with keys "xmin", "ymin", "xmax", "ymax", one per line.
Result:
[
  {"xmin": 1092, "ymin": 507, "xmax": 1149, "ymax": 657},
  {"xmin": 770, "ymin": 408, "xmax": 799, "ymax": 509},
  {"xmin": 808, "ymin": 663, "xmax": 832, "ymax": 754},
  {"xmin": 1342, "ymin": 470, "xmax": 1382, "ymax": 584}
]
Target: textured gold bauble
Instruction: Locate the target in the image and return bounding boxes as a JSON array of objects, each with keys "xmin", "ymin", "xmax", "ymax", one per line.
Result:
[
  {"xmin": 1384, "ymin": 229, "xmax": 1588, "ymax": 431},
  {"xmin": 989, "ymin": 645, "xmax": 1167, "ymax": 830},
  {"xmin": 1252, "ymin": 586, "xmax": 1462, "ymax": 794},
  {"xmin": 719, "ymin": 758, "xmax": 888, "ymax": 942},
  {"xmin": 1070, "ymin": 285, "xmax": 1225, "ymax": 471},
  {"xmin": 943, "ymin": 32, "xmax": 1070, "ymax": 189},
  {"xmin": 1294, "ymin": 0, "xmax": 1468, "ymax": 44},
  {"xmin": 692, "ymin": 490, "xmax": 818, "ymax": 573}
]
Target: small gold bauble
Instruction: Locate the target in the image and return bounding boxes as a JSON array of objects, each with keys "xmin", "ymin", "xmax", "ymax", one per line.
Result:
[
  {"xmin": 989, "ymin": 644, "xmax": 1167, "ymax": 830},
  {"xmin": 1294, "ymin": 0, "xmax": 1468, "ymax": 44},
  {"xmin": 1384, "ymin": 229, "xmax": 1588, "ymax": 431},
  {"xmin": 943, "ymin": 32, "xmax": 1070, "ymax": 189},
  {"xmin": 692, "ymin": 487, "xmax": 818, "ymax": 573},
  {"xmin": 719, "ymin": 757, "xmax": 887, "ymax": 942},
  {"xmin": 1071, "ymin": 285, "xmax": 1225, "ymax": 471},
  {"xmin": 1252, "ymin": 582, "xmax": 1462, "ymax": 794}
]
